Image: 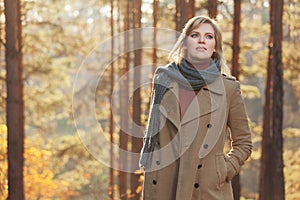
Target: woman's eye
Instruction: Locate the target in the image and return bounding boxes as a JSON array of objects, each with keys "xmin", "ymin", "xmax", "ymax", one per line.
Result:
[
  {"xmin": 190, "ymin": 33, "xmax": 198, "ymax": 38},
  {"xmin": 205, "ymin": 34, "xmax": 214, "ymax": 39}
]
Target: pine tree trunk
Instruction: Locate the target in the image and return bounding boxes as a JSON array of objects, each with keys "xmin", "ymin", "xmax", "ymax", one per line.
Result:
[
  {"xmin": 130, "ymin": 0, "xmax": 143, "ymax": 199},
  {"xmin": 109, "ymin": 0, "xmax": 115, "ymax": 198},
  {"xmin": 175, "ymin": 0, "xmax": 181, "ymax": 32},
  {"xmin": 231, "ymin": 0, "xmax": 241, "ymax": 80},
  {"xmin": 152, "ymin": 0, "xmax": 158, "ymax": 75},
  {"xmin": 207, "ymin": 0, "xmax": 218, "ymax": 19},
  {"xmin": 175, "ymin": 0, "xmax": 188, "ymax": 31},
  {"xmin": 119, "ymin": 0, "xmax": 131, "ymax": 199},
  {"xmin": 231, "ymin": 1, "xmax": 241, "ymax": 199},
  {"xmin": 188, "ymin": 0, "xmax": 195, "ymax": 19},
  {"xmin": 259, "ymin": 0, "xmax": 285, "ymax": 199},
  {"xmin": 5, "ymin": 0, "xmax": 25, "ymax": 199}
]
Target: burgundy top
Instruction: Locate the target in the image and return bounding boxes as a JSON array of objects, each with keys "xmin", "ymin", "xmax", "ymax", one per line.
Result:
[
  {"xmin": 178, "ymin": 59, "xmax": 210, "ymax": 119},
  {"xmin": 179, "ymin": 88, "xmax": 199, "ymax": 119}
]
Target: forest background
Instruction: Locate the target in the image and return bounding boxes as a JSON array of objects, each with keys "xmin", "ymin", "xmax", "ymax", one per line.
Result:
[{"xmin": 0, "ymin": 0, "xmax": 300, "ymax": 199}]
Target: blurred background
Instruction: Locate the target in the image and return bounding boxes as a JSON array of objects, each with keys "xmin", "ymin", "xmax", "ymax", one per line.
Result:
[{"xmin": 0, "ymin": 0, "xmax": 299, "ymax": 199}]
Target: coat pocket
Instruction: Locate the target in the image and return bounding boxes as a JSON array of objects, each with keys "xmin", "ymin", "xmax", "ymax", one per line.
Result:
[
  {"xmin": 225, "ymin": 160, "xmax": 237, "ymax": 182},
  {"xmin": 215, "ymin": 153, "xmax": 227, "ymax": 189}
]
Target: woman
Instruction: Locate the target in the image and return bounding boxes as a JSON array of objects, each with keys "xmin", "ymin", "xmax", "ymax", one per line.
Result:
[{"xmin": 139, "ymin": 16, "xmax": 252, "ymax": 200}]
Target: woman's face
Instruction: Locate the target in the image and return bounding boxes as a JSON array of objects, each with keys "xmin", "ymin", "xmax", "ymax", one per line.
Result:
[{"xmin": 184, "ymin": 23, "xmax": 216, "ymax": 64}]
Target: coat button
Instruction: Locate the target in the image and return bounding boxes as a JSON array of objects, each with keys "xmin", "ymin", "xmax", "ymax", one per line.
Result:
[
  {"xmin": 152, "ymin": 180, "xmax": 157, "ymax": 185},
  {"xmin": 207, "ymin": 123, "xmax": 212, "ymax": 128},
  {"xmin": 156, "ymin": 161, "xmax": 160, "ymax": 165},
  {"xmin": 203, "ymin": 144, "xmax": 208, "ymax": 149},
  {"xmin": 197, "ymin": 164, "xmax": 202, "ymax": 169},
  {"xmin": 194, "ymin": 183, "xmax": 200, "ymax": 188}
]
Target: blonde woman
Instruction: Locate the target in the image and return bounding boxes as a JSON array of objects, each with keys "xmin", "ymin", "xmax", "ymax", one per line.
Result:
[{"xmin": 140, "ymin": 15, "xmax": 252, "ymax": 200}]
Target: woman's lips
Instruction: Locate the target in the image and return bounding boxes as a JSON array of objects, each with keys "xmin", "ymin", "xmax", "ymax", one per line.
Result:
[{"xmin": 196, "ymin": 46, "xmax": 207, "ymax": 51}]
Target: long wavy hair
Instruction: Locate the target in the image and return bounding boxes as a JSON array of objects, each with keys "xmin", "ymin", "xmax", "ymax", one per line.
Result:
[{"xmin": 168, "ymin": 15, "xmax": 230, "ymax": 74}]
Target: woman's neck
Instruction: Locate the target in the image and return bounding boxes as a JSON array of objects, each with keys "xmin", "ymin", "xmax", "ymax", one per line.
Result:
[{"xmin": 186, "ymin": 58, "xmax": 211, "ymax": 70}]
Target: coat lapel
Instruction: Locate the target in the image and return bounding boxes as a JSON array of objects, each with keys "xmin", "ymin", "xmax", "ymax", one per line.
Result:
[
  {"xmin": 159, "ymin": 81, "xmax": 181, "ymax": 129},
  {"xmin": 181, "ymin": 76, "xmax": 224, "ymax": 125},
  {"xmin": 159, "ymin": 76, "xmax": 224, "ymax": 128}
]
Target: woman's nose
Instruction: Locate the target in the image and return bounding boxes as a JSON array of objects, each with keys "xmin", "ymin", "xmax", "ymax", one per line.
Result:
[{"xmin": 198, "ymin": 37, "xmax": 205, "ymax": 43}]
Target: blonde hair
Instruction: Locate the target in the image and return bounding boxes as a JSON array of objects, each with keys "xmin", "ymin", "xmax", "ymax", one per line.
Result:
[{"xmin": 168, "ymin": 16, "xmax": 230, "ymax": 74}]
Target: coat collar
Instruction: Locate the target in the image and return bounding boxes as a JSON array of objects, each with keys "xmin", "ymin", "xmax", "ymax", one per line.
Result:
[{"xmin": 159, "ymin": 75, "xmax": 224, "ymax": 128}]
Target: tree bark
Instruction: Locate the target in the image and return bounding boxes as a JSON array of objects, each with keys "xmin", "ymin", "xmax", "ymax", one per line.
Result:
[
  {"xmin": 207, "ymin": 0, "xmax": 218, "ymax": 19},
  {"xmin": 109, "ymin": 0, "xmax": 115, "ymax": 198},
  {"xmin": 259, "ymin": 0, "xmax": 285, "ymax": 199},
  {"xmin": 119, "ymin": 0, "xmax": 131, "ymax": 199},
  {"xmin": 152, "ymin": 0, "xmax": 158, "ymax": 75},
  {"xmin": 188, "ymin": 0, "xmax": 195, "ymax": 19},
  {"xmin": 231, "ymin": 1, "xmax": 241, "ymax": 199},
  {"xmin": 175, "ymin": 0, "xmax": 188, "ymax": 31},
  {"xmin": 5, "ymin": 0, "xmax": 25, "ymax": 199},
  {"xmin": 130, "ymin": 0, "xmax": 143, "ymax": 199},
  {"xmin": 231, "ymin": 0, "xmax": 241, "ymax": 81}
]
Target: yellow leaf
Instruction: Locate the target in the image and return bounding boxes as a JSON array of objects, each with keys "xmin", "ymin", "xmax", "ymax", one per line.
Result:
[{"xmin": 136, "ymin": 185, "xmax": 142, "ymax": 194}]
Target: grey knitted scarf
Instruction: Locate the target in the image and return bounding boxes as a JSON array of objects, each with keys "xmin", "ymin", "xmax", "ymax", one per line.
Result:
[{"xmin": 139, "ymin": 58, "xmax": 221, "ymax": 169}]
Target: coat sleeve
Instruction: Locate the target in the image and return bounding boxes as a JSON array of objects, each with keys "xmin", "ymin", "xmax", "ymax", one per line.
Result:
[{"xmin": 226, "ymin": 80, "xmax": 252, "ymax": 180}]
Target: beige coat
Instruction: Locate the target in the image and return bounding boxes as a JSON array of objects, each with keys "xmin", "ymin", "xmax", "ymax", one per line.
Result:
[{"xmin": 142, "ymin": 75, "xmax": 252, "ymax": 200}]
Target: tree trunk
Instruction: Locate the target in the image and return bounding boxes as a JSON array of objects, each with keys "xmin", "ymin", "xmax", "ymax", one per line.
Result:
[
  {"xmin": 175, "ymin": 0, "xmax": 188, "ymax": 31},
  {"xmin": 130, "ymin": 0, "xmax": 143, "ymax": 199},
  {"xmin": 231, "ymin": 1, "xmax": 241, "ymax": 199},
  {"xmin": 109, "ymin": 0, "xmax": 115, "ymax": 198},
  {"xmin": 152, "ymin": 0, "xmax": 158, "ymax": 75},
  {"xmin": 207, "ymin": 0, "xmax": 218, "ymax": 19},
  {"xmin": 119, "ymin": 0, "xmax": 131, "ymax": 199},
  {"xmin": 150, "ymin": 0, "xmax": 159, "ymax": 102},
  {"xmin": 188, "ymin": 0, "xmax": 195, "ymax": 19},
  {"xmin": 259, "ymin": 0, "xmax": 285, "ymax": 199},
  {"xmin": 5, "ymin": 0, "xmax": 25, "ymax": 199},
  {"xmin": 231, "ymin": 0, "xmax": 241, "ymax": 81},
  {"xmin": 175, "ymin": 0, "xmax": 180, "ymax": 32},
  {"xmin": 231, "ymin": 175, "xmax": 240, "ymax": 200}
]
